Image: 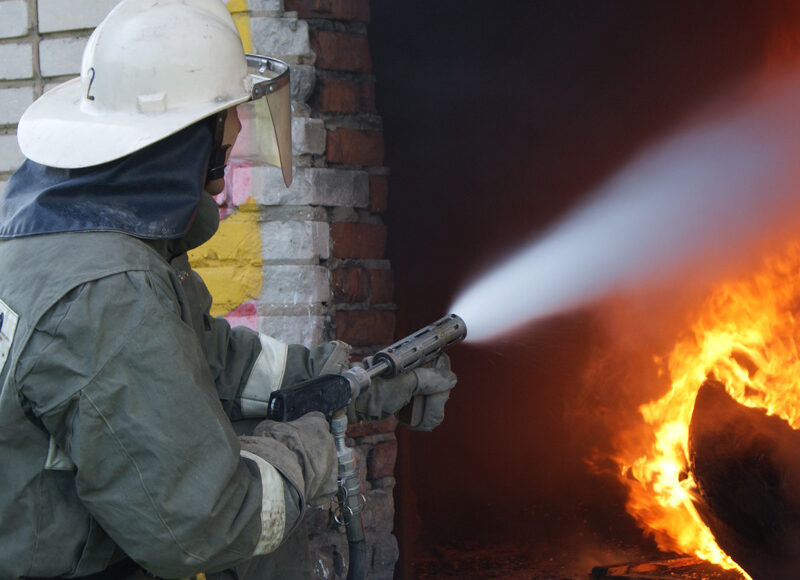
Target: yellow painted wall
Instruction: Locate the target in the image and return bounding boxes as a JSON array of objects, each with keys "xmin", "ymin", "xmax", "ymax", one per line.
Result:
[
  {"xmin": 188, "ymin": 2, "xmax": 262, "ymax": 318},
  {"xmin": 227, "ymin": 0, "xmax": 254, "ymax": 52},
  {"xmin": 188, "ymin": 200, "xmax": 262, "ymax": 317}
]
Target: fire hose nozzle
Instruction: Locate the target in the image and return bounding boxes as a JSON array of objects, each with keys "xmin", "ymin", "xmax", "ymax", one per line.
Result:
[
  {"xmin": 371, "ymin": 314, "xmax": 467, "ymax": 429},
  {"xmin": 371, "ymin": 314, "xmax": 467, "ymax": 377},
  {"xmin": 267, "ymin": 315, "xmax": 466, "ymax": 580}
]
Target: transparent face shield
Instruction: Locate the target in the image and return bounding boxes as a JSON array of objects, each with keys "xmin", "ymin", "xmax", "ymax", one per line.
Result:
[{"xmin": 231, "ymin": 54, "xmax": 292, "ymax": 187}]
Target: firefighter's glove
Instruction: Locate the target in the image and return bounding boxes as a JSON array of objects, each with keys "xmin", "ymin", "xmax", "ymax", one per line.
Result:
[
  {"xmin": 347, "ymin": 355, "xmax": 457, "ymax": 431},
  {"xmin": 247, "ymin": 412, "xmax": 337, "ymax": 506}
]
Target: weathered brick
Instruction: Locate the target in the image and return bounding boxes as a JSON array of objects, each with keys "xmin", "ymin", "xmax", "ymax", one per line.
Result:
[
  {"xmin": 261, "ymin": 265, "xmax": 330, "ymax": 304},
  {"xmin": 42, "ymin": 82, "xmax": 62, "ymax": 94},
  {"xmin": 240, "ymin": 0, "xmax": 282, "ymax": 11},
  {"xmin": 332, "ymin": 267, "xmax": 368, "ymax": 303},
  {"xmin": 0, "ymin": 134, "xmax": 25, "ymax": 173},
  {"xmin": 246, "ymin": 166, "xmax": 369, "ymax": 207},
  {"xmin": 362, "ymin": 488, "xmax": 394, "ymax": 534},
  {"xmin": 258, "ymin": 314, "xmax": 326, "ymax": 347},
  {"xmin": 352, "ymin": 444, "xmax": 369, "ymax": 491},
  {"xmin": 367, "ymin": 439, "xmax": 397, "ymax": 480},
  {"xmin": 290, "ymin": 64, "xmax": 316, "ymax": 103},
  {"xmin": 192, "ymin": 264, "xmax": 260, "ymax": 315},
  {"xmin": 37, "ymin": 0, "xmax": 117, "ymax": 33},
  {"xmin": 310, "ymin": 29, "xmax": 372, "ymax": 72},
  {"xmin": 224, "ymin": 302, "xmax": 258, "ymax": 332},
  {"xmin": 371, "ymin": 476, "xmax": 395, "ymax": 490},
  {"xmin": 0, "ymin": 86, "xmax": 34, "ymax": 126},
  {"xmin": 284, "ymin": 0, "xmax": 370, "ymax": 22},
  {"xmin": 369, "ymin": 175, "xmax": 388, "ymax": 213},
  {"xmin": 261, "ymin": 220, "xmax": 330, "ymax": 261},
  {"xmin": 335, "ymin": 310, "xmax": 395, "ymax": 346},
  {"xmin": 313, "ymin": 77, "xmax": 376, "ymax": 114},
  {"xmin": 0, "ymin": 1, "xmax": 29, "ymax": 38},
  {"xmin": 370, "ymin": 533, "xmax": 400, "ymax": 572},
  {"xmin": 326, "ymin": 128, "xmax": 384, "ymax": 166},
  {"xmin": 347, "ymin": 416, "xmax": 397, "ymax": 438},
  {"xmin": 39, "ymin": 36, "xmax": 87, "ymax": 77},
  {"xmin": 291, "ymin": 116, "xmax": 326, "ymax": 156},
  {"xmin": 368, "ymin": 269, "xmax": 393, "ymax": 305},
  {"xmin": 331, "ymin": 222, "xmax": 386, "ymax": 259},
  {"xmin": 307, "ymin": 536, "xmax": 349, "ymax": 580},
  {"xmin": 0, "ymin": 43, "xmax": 33, "ymax": 80},
  {"xmin": 249, "ymin": 16, "xmax": 313, "ymax": 61}
]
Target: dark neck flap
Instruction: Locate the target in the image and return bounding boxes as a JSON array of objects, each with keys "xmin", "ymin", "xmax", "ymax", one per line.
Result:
[{"xmin": 0, "ymin": 120, "xmax": 214, "ymax": 241}]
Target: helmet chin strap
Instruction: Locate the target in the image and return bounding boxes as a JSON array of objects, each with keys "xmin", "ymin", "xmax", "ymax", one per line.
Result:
[{"xmin": 206, "ymin": 110, "xmax": 231, "ymax": 183}]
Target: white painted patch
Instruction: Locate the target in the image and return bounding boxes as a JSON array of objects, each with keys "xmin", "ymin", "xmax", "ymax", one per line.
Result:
[{"xmin": 0, "ymin": 298, "xmax": 19, "ymax": 376}]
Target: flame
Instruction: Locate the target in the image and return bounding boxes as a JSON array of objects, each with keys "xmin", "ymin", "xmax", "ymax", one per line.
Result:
[{"xmin": 613, "ymin": 242, "xmax": 800, "ymax": 577}]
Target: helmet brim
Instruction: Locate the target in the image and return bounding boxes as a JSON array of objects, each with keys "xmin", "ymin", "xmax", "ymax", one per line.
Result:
[{"xmin": 18, "ymin": 77, "xmax": 251, "ymax": 169}]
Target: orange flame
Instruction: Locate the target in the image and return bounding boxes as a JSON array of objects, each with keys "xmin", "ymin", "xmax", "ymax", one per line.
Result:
[{"xmin": 613, "ymin": 242, "xmax": 800, "ymax": 577}]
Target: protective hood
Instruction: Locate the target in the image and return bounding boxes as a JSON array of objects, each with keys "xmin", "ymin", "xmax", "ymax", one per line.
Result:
[{"xmin": 0, "ymin": 121, "xmax": 216, "ymax": 242}]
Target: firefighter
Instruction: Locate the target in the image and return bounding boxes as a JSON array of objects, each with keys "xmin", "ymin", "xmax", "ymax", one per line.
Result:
[{"xmin": 0, "ymin": 0, "xmax": 457, "ymax": 578}]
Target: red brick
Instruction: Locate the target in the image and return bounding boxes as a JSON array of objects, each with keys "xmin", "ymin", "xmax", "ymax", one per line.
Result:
[
  {"xmin": 284, "ymin": 0, "xmax": 370, "ymax": 22},
  {"xmin": 368, "ymin": 269, "xmax": 394, "ymax": 305},
  {"xmin": 335, "ymin": 310, "xmax": 395, "ymax": 346},
  {"xmin": 310, "ymin": 30, "xmax": 372, "ymax": 72},
  {"xmin": 369, "ymin": 175, "xmax": 388, "ymax": 213},
  {"xmin": 332, "ymin": 267, "xmax": 368, "ymax": 303},
  {"xmin": 347, "ymin": 416, "xmax": 397, "ymax": 438},
  {"xmin": 326, "ymin": 128, "xmax": 384, "ymax": 166},
  {"xmin": 313, "ymin": 77, "xmax": 376, "ymax": 114},
  {"xmin": 367, "ymin": 439, "xmax": 398, "ymax": 480},
  {"xmin": 331, "ymin": 222, "xmax": 387, "ymax": 258}
]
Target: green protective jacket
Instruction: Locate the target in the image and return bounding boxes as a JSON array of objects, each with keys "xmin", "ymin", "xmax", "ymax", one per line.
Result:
[{"xmin": 0, "ymin": 231, "xmax": 344, "ymax": 579}]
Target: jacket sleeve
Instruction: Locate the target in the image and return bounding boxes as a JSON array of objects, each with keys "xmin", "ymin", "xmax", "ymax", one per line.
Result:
[
  {"xmin": 175, "ymin": 254, "xmax": 289, "ymax": 421},
  {"xmin": 202, "ymin": 311, "xmax": 290, "ymax": 421},
  {"xmin": 14, "ymin": 270, "xmax": 335, "ymax": 577},
  {"xmin": 179, "ymin": 256, "xmax": 350, "ymax": 418}
]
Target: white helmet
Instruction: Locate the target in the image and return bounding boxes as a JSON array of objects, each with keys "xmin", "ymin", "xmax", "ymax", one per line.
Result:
[{"xmin": 17, "ymin": 0, "xmax": 292, "ymax": 186}]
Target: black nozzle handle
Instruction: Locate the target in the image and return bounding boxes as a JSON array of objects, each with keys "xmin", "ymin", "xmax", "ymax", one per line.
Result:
[{"xmin": 267, "ymin": 374, "xmax": 351, "ymax": 422}]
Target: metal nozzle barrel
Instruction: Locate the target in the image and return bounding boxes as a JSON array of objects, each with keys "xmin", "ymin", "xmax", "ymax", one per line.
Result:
[{"xmin": 371, "ymin": 314, "xmax": 467, "ymax": 377}]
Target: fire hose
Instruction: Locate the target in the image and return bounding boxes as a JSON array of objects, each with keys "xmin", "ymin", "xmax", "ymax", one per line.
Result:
[{"xmin": 266, "ymin": 314, "xmax": 467, "ymax": 580}]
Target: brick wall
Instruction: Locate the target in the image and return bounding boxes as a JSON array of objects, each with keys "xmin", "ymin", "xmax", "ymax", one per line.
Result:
[
  {"xmin": 0, "ymin": 0, "xmax": 398, "ymax": 578},
  {"xmin": 277, "ymin": 1, "xmax": 399, "ymax": 577}
]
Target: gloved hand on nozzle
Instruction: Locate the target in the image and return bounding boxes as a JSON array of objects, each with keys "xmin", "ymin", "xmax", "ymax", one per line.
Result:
[
  {"xmin": 347, "ymin": 355, "xmax": 457, "ymax": 431},
  {"xmin": 248, "ymin": 411, "xmax": 338, "ymax": 506}
]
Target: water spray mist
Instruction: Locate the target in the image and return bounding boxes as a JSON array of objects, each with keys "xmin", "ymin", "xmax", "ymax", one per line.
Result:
[{"xmin": 453, "ymin": 74, "xmax": 800, "ymax": 342}]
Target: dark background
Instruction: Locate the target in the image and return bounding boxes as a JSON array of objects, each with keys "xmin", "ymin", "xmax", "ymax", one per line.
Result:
[{"xmin": 369, "ymin": 1, "xmax": 784, "ymax": 575}]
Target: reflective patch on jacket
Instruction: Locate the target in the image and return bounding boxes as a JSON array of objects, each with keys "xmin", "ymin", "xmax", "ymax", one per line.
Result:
[
  {"xmin": 240, "ymin": 450, "xmax": 286, "ymax": 555},
  {"xmin": 239, "ymin": 334, "xmax": 288, "ymax": 418}
]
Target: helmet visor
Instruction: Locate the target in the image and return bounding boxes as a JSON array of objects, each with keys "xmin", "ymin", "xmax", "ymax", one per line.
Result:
[{"xmin": 231, "ymin": 54, "xmax": 292, "ymax": 186}]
